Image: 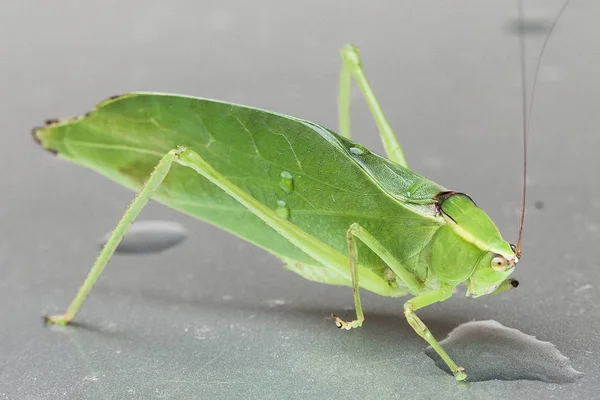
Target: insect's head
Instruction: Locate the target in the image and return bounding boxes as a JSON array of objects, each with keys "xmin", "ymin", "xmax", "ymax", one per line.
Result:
[
  {"xmin": 433, "ymin": 191, "xmax": 519, "ymax": 297},
  {"xmin": 466, "ymin": 242, "xmax": 518, "ymax": 298}
]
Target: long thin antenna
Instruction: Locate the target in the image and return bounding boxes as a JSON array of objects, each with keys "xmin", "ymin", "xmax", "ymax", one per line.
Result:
[
  {"xmin": 526, "ymin": 0, "xmax": 572, "ymax": 133},
  {"xmin": 515, "ymin": 0, "xmax": 527, "ymax": 259},
  {"xmin": 514, "ymin": 0, "xmax": 571, "ymax": 259}
]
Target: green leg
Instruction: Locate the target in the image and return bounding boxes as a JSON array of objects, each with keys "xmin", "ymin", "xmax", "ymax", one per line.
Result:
[
  {"xmin": 48, "ymin": 147, "xmax": 395, "ymax": 325},
  {"xmin": 338, "ymin": 44, "xmax": 408, "ymax": 168},
  {"xmin": 46, "ymin": 149, "xmax": 180, "ymax": 325},
  {"xmin": 404, "ymin": 289, "xmax": 467, "ymax": 381},
  {"xmin": 338, "ymin": 50, "xmax": 352, "ymax": 139},
  {"xmin": 345, "ymin": 223, "xmax": 423, "ymax": 294},
  {"xmin": 331, "ymin": 222, "xmax": 425, "ymax": 328},
  {"xmin": 337, "ymin": 223, "xmax": 465, "ymax": 380},
  {"xmin": 331, "ymin": 225, "xmax": 365, "ymax": 330}
]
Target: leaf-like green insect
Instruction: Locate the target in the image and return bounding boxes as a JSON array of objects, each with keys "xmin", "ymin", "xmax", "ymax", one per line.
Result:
[{"xmin": 33, "ymin": 45, "xmax": 527, "ymax": 381}]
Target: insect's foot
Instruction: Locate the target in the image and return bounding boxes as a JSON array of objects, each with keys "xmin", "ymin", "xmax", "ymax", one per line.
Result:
[
  {"xmin": 330, "ymin": 313, "xmax": 352, "ymax": 330},
  {"xmin": 453, "ymin": 367, "xmax": 467, "ymax": 382},
  {"xmin": 330, "ymin": 313, "xmax": 361, "ymax": 330},
  {"xmin": 44, "ymin": 314, "xmax": 71, "ymax": 326}
]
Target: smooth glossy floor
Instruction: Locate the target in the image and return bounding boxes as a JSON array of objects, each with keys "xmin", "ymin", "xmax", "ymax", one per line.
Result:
[{"xmin": 2, "ymin": 0, "xmax": 598, "ymax": 398}]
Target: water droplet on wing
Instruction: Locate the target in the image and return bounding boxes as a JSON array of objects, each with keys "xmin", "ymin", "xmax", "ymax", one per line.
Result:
[
  {"xmin": 348, "ymin": 145, "xmax": 369, "ymax": 156},
  {"xmin": 276, "ymin": 200, "xmax": 290, "ymax": 220},
  {"xmin": 279, "ymin": 171, "xmax": 295, "ymax": 193}
]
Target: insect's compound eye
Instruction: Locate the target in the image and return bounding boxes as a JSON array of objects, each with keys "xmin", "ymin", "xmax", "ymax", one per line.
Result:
[
  {"xmin": 491, "ymin": 255, "xmax": 508, "ymax": 272},
  {"xmin": 510, "ymin": 243, "xmax": 517, "ymax": 253}
]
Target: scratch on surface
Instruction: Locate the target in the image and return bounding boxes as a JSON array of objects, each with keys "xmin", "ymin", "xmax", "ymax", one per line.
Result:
[
  {"xmin": 198, "ymin": 348, "xmax": 230, "ymax": 374},
  {"xmin": 574, "ymin": 284, "xmax": 593, "ymax": 294},
  {"xmin": 153, "ymin": 379, "xmax": 248, "ymax": 385},
  {"xmin": 155, "ymin": 384, "xmax": 180, "ymax": 399}
]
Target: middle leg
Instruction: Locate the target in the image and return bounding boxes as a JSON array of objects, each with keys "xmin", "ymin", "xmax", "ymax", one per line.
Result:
[
  {"xmin": 331, "ymin": 222, "xmax": 425, "ymax": 329},
  {"xmin": 404, "ymin": 288, "xmax": 467, "ymax": 381},
  {"xmin": 331, "ymin": 225, "xmax": 365, "ymax": 330}
]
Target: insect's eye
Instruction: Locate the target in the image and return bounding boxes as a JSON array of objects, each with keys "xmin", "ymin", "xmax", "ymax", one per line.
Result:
[
  {"xmin": 510, "ymin": 243, "xmax": 517, "ymax": 253},
  {"xmin": 491, "ymin": 255, "xmax": 508, "ymax": 272}
]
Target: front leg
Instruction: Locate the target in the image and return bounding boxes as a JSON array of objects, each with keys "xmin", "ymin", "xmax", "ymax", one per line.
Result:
[
  {"xmin": 404, "ymin": 287, "xmax": 467, "ymax": 381},
  {"xmin": 331, "ymin": 223, "xmax": 464, "ymax": 380}
]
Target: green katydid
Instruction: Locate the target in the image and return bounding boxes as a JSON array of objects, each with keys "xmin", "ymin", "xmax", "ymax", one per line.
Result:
[
  {"xmin": 32, "ymin": 45, "xmax": 515, "ymax": 381},
  {"xmin": 33, "ymin": 2, "xmax": 570, "ymax": 379}
]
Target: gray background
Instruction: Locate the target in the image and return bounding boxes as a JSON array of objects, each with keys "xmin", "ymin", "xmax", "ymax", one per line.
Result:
[{"xmin": 2, "ymin": 0, "xmax": 599, "ymax": 398}]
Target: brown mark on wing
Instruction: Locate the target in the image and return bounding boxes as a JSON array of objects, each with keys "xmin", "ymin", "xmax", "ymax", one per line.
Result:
[{"xmin": 31, "ymin": 126, "xmax": 58, "ymax": 155}]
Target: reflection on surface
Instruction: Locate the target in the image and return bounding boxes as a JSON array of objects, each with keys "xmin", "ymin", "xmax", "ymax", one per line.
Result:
[
  {"xmin": 425, "ymin": 320, "xmax": 582, "ymax": 383},
  {"xmin": 98, "ymin": 220, "xmax": 188, "ymax": 254}
]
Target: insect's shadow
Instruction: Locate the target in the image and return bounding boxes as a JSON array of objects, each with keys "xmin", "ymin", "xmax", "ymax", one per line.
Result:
[{"xmin": 90, "ymin": 282, "xmax": 468, "ymax": 346}]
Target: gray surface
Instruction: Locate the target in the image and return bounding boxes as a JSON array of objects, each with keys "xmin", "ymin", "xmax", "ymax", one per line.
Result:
[
  {"xmin": 424, "ymin": 320, "xmax": 582, "ymax": 383},
  {"xmin": 2, "ymin": 0, "xmax": 599, "ymax": 399}
]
